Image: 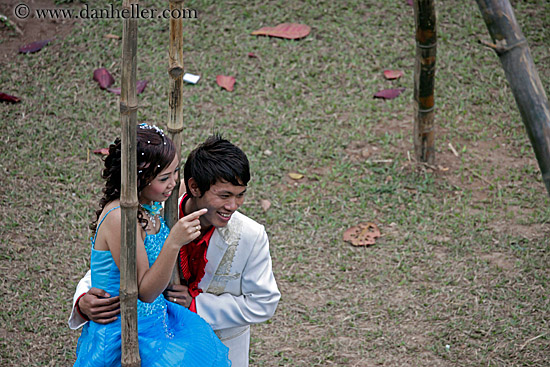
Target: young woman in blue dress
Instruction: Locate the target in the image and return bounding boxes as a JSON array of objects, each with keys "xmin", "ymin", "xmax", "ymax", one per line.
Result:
[{"xmin": 74, "ymin": 124, "xmax": 231, "ymax": 366}]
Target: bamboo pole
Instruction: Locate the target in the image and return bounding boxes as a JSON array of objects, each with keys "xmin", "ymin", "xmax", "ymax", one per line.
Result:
[
  {"xmin": 413, "ymin": 0, "xmax": 437, "ymax": 164},
  {"xmin": 164, "ymin": 0, "xmax": 185, "ymax": 284},
  {"xmin": 119, "ymin": 0, "xmax": 140, "ymax": 366},
  {"xmin": 475, "ymin": 0, "xmax": 550, "ymax": 197}
]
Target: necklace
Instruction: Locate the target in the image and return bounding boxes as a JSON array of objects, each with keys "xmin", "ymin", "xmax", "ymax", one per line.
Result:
[{"xmin": 140, "ymin": 202, "xmax": 162, "ymax": 229}]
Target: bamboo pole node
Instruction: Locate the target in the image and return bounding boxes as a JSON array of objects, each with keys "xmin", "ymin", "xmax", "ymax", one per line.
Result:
[
  {"xmin": 119, "ymin": 288, "xmax": 139, "ymax": 298},
  {"xmin": 495, "ymin": 37, "xmax": 527, "ymax": 55},
  {"xmin": 417, "ymin": 41, "xmax": 437, "ymax": 49},
  {"xmin": 168, "ymin": 66, "xmax": 184, "ymax": 79},
  {"xmin": 120, "ymin": 200, "xmax": 140, "ymax": 209},
  {"xmin": 167, "ymin": 126, "xmax": 185, "ymax": 134},
  {"xmin": 120, "ymin": 102, "xmax": 139, "ymax": 115},
  {"xmin": 478, "ymin": 39, "xmax": 498, "ymax": 50},
  {"xmin": 478, "ymin": 37, "xmax": 527, "ymax": 55},
  {"xmin": 419, "ymin": 126, "xmax": 434, "ymax": 133},
  {"xmin": 418, "ymin": 106, "xmax": 435, "ymax": 113}
]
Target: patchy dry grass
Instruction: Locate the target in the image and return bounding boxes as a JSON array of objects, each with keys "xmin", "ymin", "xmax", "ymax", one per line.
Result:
[{"xmin": 1, "ymin": 0, "xmax": 549, "ymax": 366}]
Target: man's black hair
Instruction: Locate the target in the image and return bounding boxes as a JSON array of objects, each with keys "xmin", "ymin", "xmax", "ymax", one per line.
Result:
[{"xmin": 184, "ymin": 134, "xmax": 250, "ymax": 197}]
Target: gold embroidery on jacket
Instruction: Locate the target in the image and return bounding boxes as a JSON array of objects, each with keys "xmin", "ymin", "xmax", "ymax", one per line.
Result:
[{"xmin": 207, "ymin": 214, "xmax": 243, "ymax": 295}]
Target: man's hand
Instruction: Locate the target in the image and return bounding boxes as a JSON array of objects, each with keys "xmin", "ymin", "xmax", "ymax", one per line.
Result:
[
  {"xmin": 78, "ymin": 288, "xmax": 120, "ymax": 324},
  {"xmin": 164, "ymin": 284, "xmax": 192, "ymax": 308}
]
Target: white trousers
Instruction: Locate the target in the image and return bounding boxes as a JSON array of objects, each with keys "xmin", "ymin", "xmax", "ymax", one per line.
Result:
[{"xmin": 216, "ymin": 325, "xmax": 250, "ymax": 367}]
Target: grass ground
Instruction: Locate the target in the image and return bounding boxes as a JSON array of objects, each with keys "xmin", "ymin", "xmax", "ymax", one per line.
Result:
[{"xmin": 1, "ymin": 0, "xmax": 549, "ymax": 365}]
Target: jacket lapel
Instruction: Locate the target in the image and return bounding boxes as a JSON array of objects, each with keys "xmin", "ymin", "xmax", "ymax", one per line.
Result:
[{"xmin": 199, "ymin": 212, "xmax": 243, "ymax": 293}]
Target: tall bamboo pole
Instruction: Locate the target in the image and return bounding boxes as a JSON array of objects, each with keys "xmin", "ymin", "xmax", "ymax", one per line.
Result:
[
  {"xmin": 413, "ymin": 0, "xmax": 437, "ymax": 164},
  {"xmin": 164, "ymin": 0, "xmax": 185, "ymax": 284},
  {"xmin": 119, "ymin": 0, "xmax": 140, "ymax": 365},
  {"xmin": 475, "ymin": 0, "xmax": 550, "ymax": 197}
]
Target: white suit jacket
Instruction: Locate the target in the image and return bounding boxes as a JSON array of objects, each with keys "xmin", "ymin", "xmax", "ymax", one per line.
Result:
[{"xmin": 69, "ymin": 209, "xmax": 280, "ymax": 367}]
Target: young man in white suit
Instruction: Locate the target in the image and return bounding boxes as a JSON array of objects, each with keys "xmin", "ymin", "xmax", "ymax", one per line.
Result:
[{"xmin": 69, "ymin": 135, "xmax": 281, "ymax": 366}]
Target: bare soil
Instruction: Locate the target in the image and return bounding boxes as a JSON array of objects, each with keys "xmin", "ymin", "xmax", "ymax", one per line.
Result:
[{"xmin": 0, "ymin": 0, "xmax": 77, "ymax": 65}]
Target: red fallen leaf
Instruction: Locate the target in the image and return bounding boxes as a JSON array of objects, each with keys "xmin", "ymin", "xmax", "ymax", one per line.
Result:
[
  {"xmin": 216, "ymin": 75, "xmax": 236, "ymax": 92},
  {"xmin": 107, "ymin": 80, "xmax": 148, "ymax": 95},
  {"xmin": 383, "ymin": 70, "xmax": 404, "ymax": 80},
  {"xmin": 374, "ymin": 88, "xmax": 405, "ymax": 100},
  {"xmin": 251, "ymin": 23, "xmax": 311, "ymax": 40},
  {"xmin": 107, "ymin": 87, "xmax": 121, "ymax": 95},
  {"xmin": 0, "ymin": 92, "xmax": 21, "ymax": 103},
  {"xmin": 136, "ymin": 80, "xmax": 148, "ymax": 94},
  {"xmin": 343, "ymin": 222, "xmax": 381, "ymax": 247},
  {"xmin": 93, "ymin": 148, "xmax": 109, "ymax": 155},
  {"xmin": 19, "ymin": 39, "xmax": 52, "ymax": 54},
  {"xmin": 248, "ymin": 52, "xmax": 258, "ymax": 58},
  {"xmin": 407, "ymin": 0, "xmax": 413, "ymax": 6},
  {"xmin": 93, "ymin": 68, "xmax": 115, "ymax": 89}
]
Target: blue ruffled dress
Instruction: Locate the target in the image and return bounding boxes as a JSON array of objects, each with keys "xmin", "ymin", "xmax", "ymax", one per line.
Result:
[{"xmin": 74, "ymin": 207, "xmax": 231, "ymax": 366}]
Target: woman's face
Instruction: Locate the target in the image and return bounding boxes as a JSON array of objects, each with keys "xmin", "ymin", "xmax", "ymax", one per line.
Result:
[{"xmin": 139, "ymin": 156, "xmax": 179, "ymax": 204}]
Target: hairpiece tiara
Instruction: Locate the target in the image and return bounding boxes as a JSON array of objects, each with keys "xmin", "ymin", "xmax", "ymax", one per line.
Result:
[{"xmin": 138, "ymin": 123, "xmax": 167, "ymax": 145}]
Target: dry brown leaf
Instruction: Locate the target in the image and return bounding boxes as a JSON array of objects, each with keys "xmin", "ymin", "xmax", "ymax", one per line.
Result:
[
  {"xmin": 19, "ymin": 39, "xmax": 51, "ymax": 53},
  {"xmin": 404, "ymin": 186, "xmax": 418, "ymax": 194},
  {"xmin": 216, "ymin": 75, "xmax": 236, "ymax": 92},
  {"xmin": 383, "ymin": 70, "xmax": 404, "ymax": 80},
  {"xmin": 288, "ymin": 172, "xmax": 304, "ymax": 180},
  {"xmin": 104, "ymin": 34, "xmax": 121, "ymax": 40},
  {"xmin": 251, "ymin": 23, "xmax": 311, "ymax": 40},
  {"xmin": 0, "ymin": 92, "xmax": 21, "ymax": 103},
  {"xmin": 93, "ymin": 148, "xmax": 109, "ymax": 156},
  {"xmin": 373, "ymin": 88, "xmax": 405, "ymax": 99},
  {"xmin": 260, "ymin": 199, "xmax": 271, "ymax": 212},
  {"xmin": 343, "ymin": 222, "xmax": 381, "ymax": 247}
]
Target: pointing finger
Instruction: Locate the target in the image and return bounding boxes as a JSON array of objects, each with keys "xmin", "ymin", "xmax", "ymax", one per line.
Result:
[{"xmin": 182, "ymin": 208, "xmax": 208, "ymax": 221}]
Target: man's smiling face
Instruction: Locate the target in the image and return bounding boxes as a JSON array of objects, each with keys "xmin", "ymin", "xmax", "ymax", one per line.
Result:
[{"xmin": 191, "ymin": 180, "xmax": 246, "ymax": 229}]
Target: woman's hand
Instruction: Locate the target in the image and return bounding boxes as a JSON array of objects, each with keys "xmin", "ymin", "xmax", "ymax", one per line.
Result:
[
  {"xmin": 136, "ymin": 208, "xmax": 208, "ymax": 302},
  {"xmin": 167, "ymin": 208, "xmax": 208, "ymax": 249}
]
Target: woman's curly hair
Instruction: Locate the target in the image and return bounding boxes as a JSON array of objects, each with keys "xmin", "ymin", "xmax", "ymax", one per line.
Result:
[{"xmin": 90, "ymin": 125, "xmax": 176, "ymax": 232}]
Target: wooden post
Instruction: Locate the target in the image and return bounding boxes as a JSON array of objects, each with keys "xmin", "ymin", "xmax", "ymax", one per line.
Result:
[
  {"xmin": 119, "ymin": 0, "xmax": 141, "ymax": 366},
  {"xmin": 164, "ymin": 0, "xmax": 185, "ymax": 284},
  {"xmin": 413, "ymin": 0, "xmax": 437, "ymax": 164},
  {"xmin": 475, "ymin": 0, "xmax": 550, "ymax": 196}
]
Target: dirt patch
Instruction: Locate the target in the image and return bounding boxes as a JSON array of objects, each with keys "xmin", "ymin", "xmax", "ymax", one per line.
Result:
[
  {"xmin": 347, "ymin": 115, "xmax": 546, "ymax": 223},
  {"xmin": 0, "ymin": 0, "xmax": 77, "ymax": 65},
  {"xmin": 490, "ymin": 220, "xmax": 548, "ymax": 242},
  {"xmin": 479, "ymin": 252, "xmax": 516, "ymax": 271}
]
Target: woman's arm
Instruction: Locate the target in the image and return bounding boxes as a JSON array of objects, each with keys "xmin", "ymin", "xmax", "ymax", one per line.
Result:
[{"xmin": 101, "ymin": 208, "xmax": 207, "ymax": 303}]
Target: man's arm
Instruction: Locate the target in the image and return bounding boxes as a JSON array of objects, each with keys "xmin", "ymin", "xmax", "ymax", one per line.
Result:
[
  {"xmin": 68, "ymin": 270, "xmax": 92, "ymax": 329},
  {"xmin": 195, "ymin": 227, "xmax": 280, "ymax": 330},
  {"xmin": 68, "ymin": 270, "xmax": 120, "ymax": 329},
  {"xmin": 164, "ymin": 284, "xmax": 193, "ymax": 308}
]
